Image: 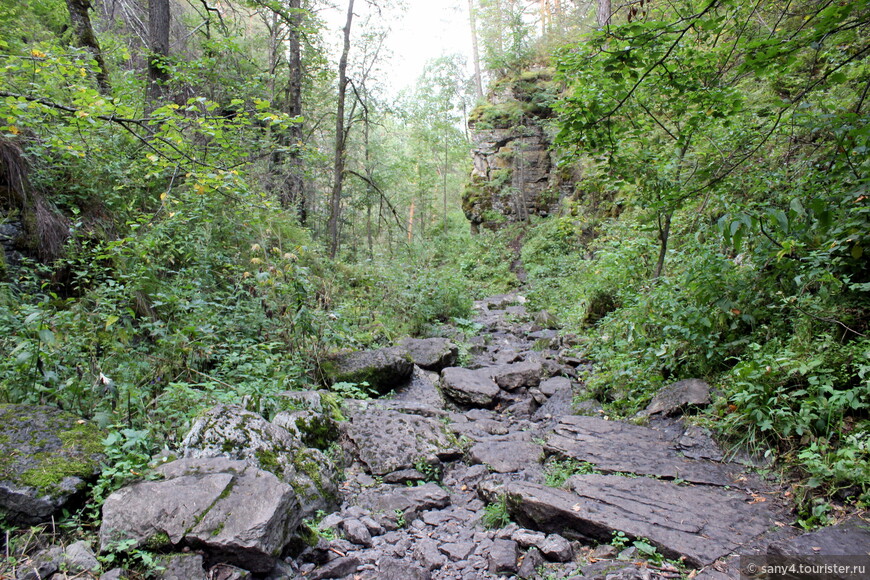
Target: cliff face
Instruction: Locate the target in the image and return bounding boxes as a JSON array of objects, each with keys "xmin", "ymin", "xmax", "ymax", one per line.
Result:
[{"xmin": 462, "ymin": 69, "xmax": 575, "ymax": 232}]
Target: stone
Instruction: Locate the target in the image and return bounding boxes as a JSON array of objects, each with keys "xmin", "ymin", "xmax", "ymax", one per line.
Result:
[
  {"xmin": 181, "ymin": 404, "xmax": 338, "ymax": 519},
  {"xmin": 488, "ymin": 539, "xmax": 519, "ymax": 574},
  {"xmin": 341, "ymin": 408, "xmax": 460, "ymax": 476},
  {"xmin": 378, "ymin": 558, "xmax": 432, "ymax": 580},
  {"xmin": 532, "ymin": 387, "xmax": 575, "ymax": 421},
  {"xmin": 100, "ymin": 569, "xmax": 128, "ymax": 580},
  {"xmin": 391, "ymin": 366, "xmax": 447, "ymax": 408},
  {"xmin": 355, "ymin": 483, "xmax": 450, "ymax": 519},
  {"xmin": 63, "ymin": 540, "xmax": 100, "ymax": 574},
  {"xmin": 518, "ymin": 547, "xmax": 545, "ymax": 579},
  {"xmin": 341, "ymin": 518, "xmax": 373, "ymax": 547},
  {"xmin": 0, "ymin": 404, "xmax": 104, "ymax": 525},
  {"xmin": 540, "ymin": 534, "xmax": 574, "ymax": 562},
  {"xmin": 512, "ymin": 528, "xmax": 546, "ymax": 548},
  {"xmin": 308, "ymin": 556, "xmax": 360, "ymax": 580},
  {"xmin": 768, "ymin": 517, "xmax": 870, "ymax": 556},
  {"xmin": 590, "ymin": 544, "xmax": 618, "ymax": 559},
  {"xmin": 208, "ymin": 564, "xmax": 252, "ymax": 580},
  {"xmin": 643, "ymin": 379, "xmax": 711, "ymax": 417},
  {"xmin": 321, "ymin": 346, "xmax": 413, "ymax": 393},
  {"xmin": 490, "ymin": 361, "xmax": 543, "ymax": 390},
  {"xmin": 544, "ymin": 416, "xmax": 737, "ymax": 486},
  {"xmin": 100, "ymin": 458, "xmax": 299, "ymax": 574},
  {"xmin": 16, "ymin": 546, "xmax": 63, "ymax": 580},
  {"xmin": 157, "ymin": 554, "xmax": 207, "ymax": 580},
  {"xmin": 440, "ymin": 367, "xmax": 501, "ymax": 407},
  {"xmin": 675, "ymin": 425, "xmax": 725, "ymax": 462},
  {"xmin": 539, "ymin": 376, "xmax": 572, "ymax": 397},
  {"xmin": 400, "ymin": 338, "xmax": 459, "ymax": 371},
  {"xmin": 415, "ymin": 539, "xmax": 448, "ymax": 570},
  {"xmin": 479, "ymin": 474, "xmax": 774, "ymax": 568},
  {"xmin": 383, "ymin": 468, "xmax": 427, "ymax": 484},
  {"xmin": 271, "ymin": 409, "xmax": 339, "ymax": 451},
  {"xmin": 440, "ymin": 541, "xmax": 475, "ymax": 561},
  {"xmin": 469, "ymin": 440, "xmax": 543, "ymax": 473}
]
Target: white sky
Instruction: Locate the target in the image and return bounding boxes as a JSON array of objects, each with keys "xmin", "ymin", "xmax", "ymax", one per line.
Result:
[{"xmin": 323, "ymin": 1, "xmax": 473, "ymax": 95}]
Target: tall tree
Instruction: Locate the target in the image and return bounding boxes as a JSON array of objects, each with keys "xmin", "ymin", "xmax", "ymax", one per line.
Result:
[
  {"xmin": 596, "ymin": 0, "xmax": 611, "ymax": 27},
  {"xmin": 327, "ymin": 0, "xmax": 355, "ymax": 258},
  {"xmin": 65, "ymin": 0, "xmax": 111, "ymax": 94},
  {"xmin": 147, "ymin": 0, "xmax": 170, "ymax": 105},
  {"xmin": 468, "ymin": 0, "xmax": 484, "ymax": 100}
]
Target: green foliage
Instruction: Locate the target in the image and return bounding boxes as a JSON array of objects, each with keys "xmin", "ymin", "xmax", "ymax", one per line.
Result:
[
  {"xmin": 544, "ymin": 457, "xmax": 598, "ymax": 488},
  {"xmin": 482, "ymin": 494, "xmax": 512, "ymax": 529}
]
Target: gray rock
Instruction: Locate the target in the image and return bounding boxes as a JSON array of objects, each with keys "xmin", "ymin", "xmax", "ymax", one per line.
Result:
[
  {"xmin": 532, "ymin": 386, "xmax": 574, "ymax": 421},
  {"xmin": 100, "ymin": 458, "xmax": 299, "ymax": 574},
  {"xmin": 490, "ymin": 361, "xmax": 543, "ymax": 390},
  {"xmin": 378, "ymin": 558, "xmax": 432, "ymax": 579},
  {"xmin": 356, "ymin": 483, "xmax": 450, "ymax": 520},
  {"xmin": 400, "ymin": 338, "xmax": 459, "ymax": 371},
  {"xmin": 100, "ymin": 569, "xmax": 128, "ymax": 580},
  {"xmin": 643, "ymin": 379, "xmax": 711, "ymax": 417},
  {"xmin": 544, "ymin": 416, "xmax": 737, "ymax": 485},
  {"xmin": 675, "ymin": 425, "xmax": 725, "ymax": 462},
  {"xmin": 341, "ymin": 518, "xmax": 373, "ymax": 547},
  {"xmin": 489, "ymin": 539, "xmax": 519, "ymax": 574},
  {"xmin": 0, "ymin": 404, "xmax": 104, "ymax": 525},
  {"xmin": 157, "ymin": 553, "xmax": 207, "ymax": 580},
  {"xmin": 479, "ymin": 474, "xmax": 774, "ymax": 568},
  {"xmin": 539, "ymin": 376, "xmax": 572, "ymax": 397},
  {"xmin": 440, "ymin": 541, "xmax": 475, "ymax": 561},
  {"xmin": 271, "ymin": 409, "xmax": 339, "ymax": 451},
  {"xmin": 469, "ymin": 440, "xmax": 543, "ymax": 473},
  {"xmin": 769, "ymin": 517, "xmax": 870, "ymax": 556},
  {"xmin": 342, "ymin": 408, "xmax": 460, "ymax": 476},
  {"xmin": 308, "ymin": 556, "xmax": 360, "ymax": 580},
  {"xmin": 590, "ymin": 544, "xmax": 618, "ymax": 559},
  {"xmin": 392, "ymin": 366, "xmax": 447, "ymax": 408},
  {"xmin": 208, "ymin": 563, "xmax": 252, "ymax": 580},
  {"xmin": 360, "ymin": 515, "xmax": 385, "ymax": 536},
  {"xmin": 383, "ymin": 468, "xmax": 427, "ymax": 484},
  {"xmin": 322, "ymin": 346, "xmax": 413, "ymax": 393},
  {"xmin": 540, "ymin": 534, "xmax": 573, "ymax": 562},
  {"xmin": 440, "ymin": 367, "xmax": 501, "ymax": 408},
  {"xmin": 518, "ymin": 547, "xmax": 545, "ymax": 579},
  {"xmin": 181, "ymin": 404, "xmax": 338, "ymax": 519},
  {"xmin": 64, "ymin": 540, "xmax": 100, "ymax": 574},
  {"xmin": 16, "ymin": 545, "xmax": 63, "ymax": 580},
  {"xmin": 512, "ymin": 528, "xmax": 546, "ymax": 548},
  {"xmin": 415, "ymin": 538, "xmax": 448, "ymax": 569}
]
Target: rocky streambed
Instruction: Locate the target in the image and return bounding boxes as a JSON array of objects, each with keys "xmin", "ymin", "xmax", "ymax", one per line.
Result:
[{"xmin": 3, "ymin": 293, "xmax": 869, "ymax": 580}]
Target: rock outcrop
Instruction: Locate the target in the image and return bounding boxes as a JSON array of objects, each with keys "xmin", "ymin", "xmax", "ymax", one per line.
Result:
[
  {"xmin": 320, "ymin": 346, "xmax": 413, "ymax": 394},
  {"xmin": 463, "ymin": 69, "xmax": 576, "ymax": 232},
  {"xmin": 0, "ymin": 404, "xmax": 104, "ymax": 525},
  {"xmin": 100, "ymin": 458, "xmax": 298, "ymax": 573}
]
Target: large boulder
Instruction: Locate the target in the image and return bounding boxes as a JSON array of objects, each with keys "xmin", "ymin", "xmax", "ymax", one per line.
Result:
[
  {"xmin": 399, "ymin": 338, "xmax": 458, "ymax": 371},
  {"xmin": 440, "ymin": 367, "xmax": 501, "ymax": 408},
  {"xmin": 642, "ymin": 379, "xmax": 711, "ymax": 417},
  {"xmin": 0, "ymin": 404, "xmax": 104, "ymax": 525},
  {"xmin": 489, "ymin": 361, "xmax": 543, "ymax": 391},
  {"xmin": 341, "ymin": 407, "xmax": 461, "ymax": 476},
  {"xmin": 181, "ymin": 404, "xmax": 338, "ymax": 519},
  {"xmin": 320, "ymin": 346, "xmax": 413, "ymax": 394},
  {"xmin": 100, "ymin": 458, "xmax": 297, "ymax": 574}
]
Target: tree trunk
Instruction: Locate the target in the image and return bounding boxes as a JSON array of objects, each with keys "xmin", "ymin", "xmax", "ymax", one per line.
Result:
[
  {"xmin": 65, "ymin": 0, "xmax": 111, "ymax": 95},
  {"xmin": 147, "ymin": 0, "xmax": 170, "ymax": 106},
  {"xmin": 327, "ymin": 0, "xmax": 354, "ymax": 258},
  {"xmin": 468, "ymin": 0, "xmax": 484, "ymax": 100},
  {"xmin": 653, "ymin": 210, "xmax": 672, "ymax": 279},
  {"xmin": 286, "ymin": 0, "xmax": 306, "ymax": 223},
  {"xmin": 596, "ymin": 0, "xmax": 612, "ymax": 27}
]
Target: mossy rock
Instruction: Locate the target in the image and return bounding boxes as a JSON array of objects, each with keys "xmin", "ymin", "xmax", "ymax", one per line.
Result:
[
  {"xmin": 0, "ymin": 404, "xmax": 105, "ymax": 525},
  {"xmin": 320, "ymin": 346, "xmax": 413, "ymax": 395}
]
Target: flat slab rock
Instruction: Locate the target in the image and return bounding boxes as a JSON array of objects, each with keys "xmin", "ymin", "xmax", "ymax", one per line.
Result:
[
  {"xmin": 342, "ymin": 407, "xmax": 461, "ymax": 476},
  {"xmin": 322, "ymin": 346, "xmax": 413, "ymax": 394},
  {"xmin": 545, "ymin": 415, "xmax": 737, "ymax": 485},
  {"xmin": 440, "ymin": 367, "xmax": 501, "ymax": 408},
  {"xmin": 769, "ymin": 517, "xmax": 870, "ymax": 556},
  {"xmin": 468, "ymin": 440, "xmax": 544, "ymax": 473},
  {"xmin": 353, "ymin": 482, "xmax": 450, "ymax": 519},
  {"xmin": 100, "ymin": 458, "xmax": 299, "ymax": 574},
  {"xmin": 481, "ymin": 474, "xmax": 774, "ymax": 568},
  {"xmin": 400, "ymin": 338, "xmax": 459, "ymax": 371},
  {"xmin": 643, "ymin": 379, "xmax": 712, "ymax": 417}
]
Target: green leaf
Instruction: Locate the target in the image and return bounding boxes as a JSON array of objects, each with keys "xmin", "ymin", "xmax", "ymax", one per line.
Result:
[{"xmin": 105, "ymin": 315, "xmax": 120, "ymax": 330}]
